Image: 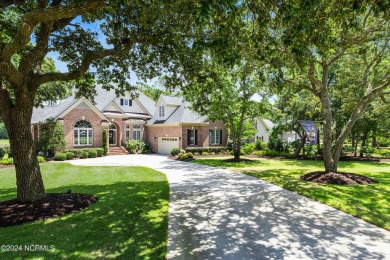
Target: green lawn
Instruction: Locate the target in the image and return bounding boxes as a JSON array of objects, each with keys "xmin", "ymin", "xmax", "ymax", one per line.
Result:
[
  {"xmin": 0, "ymin": 139, "xmax": 9, "ymax": 147},
  {"xmin": 0, "ymin": 163, "xmax": 169, "ymax": 259},
  {"xmin": 194, "ymin": 157, "xmax": 390, "ymax": 230}
]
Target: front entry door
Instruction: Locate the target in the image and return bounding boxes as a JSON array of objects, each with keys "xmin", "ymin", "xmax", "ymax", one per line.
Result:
[{"xmin": 109, "ymin": 128, "xmax": 117, "ymax": 146}]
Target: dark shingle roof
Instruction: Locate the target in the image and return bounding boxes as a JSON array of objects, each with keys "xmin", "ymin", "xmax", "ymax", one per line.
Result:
[
  {"xmin": 32, "ymin": 84, "xmax": 156, "ymax": 123},
  {"xmin": 31, "ymin": 96, "xmax": 78, "ymax": 124},
  {"xmin": 149, "ymin": 97, "xmax": 207, "ymax": 125}
]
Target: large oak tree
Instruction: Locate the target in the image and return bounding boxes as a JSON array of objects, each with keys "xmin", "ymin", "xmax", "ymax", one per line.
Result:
[
  {"xmin": 0, "ymin": 0, "xmax": 213, "ymax": 202},
  {"xmin": 249, "ymin": 0, "xmax": 389, "ymax": 172}
]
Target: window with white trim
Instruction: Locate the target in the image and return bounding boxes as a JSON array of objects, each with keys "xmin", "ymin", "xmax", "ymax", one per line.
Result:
[
  {"xmin": 120, "ymin": 98, "xmax": 132, "ymax": 106},
  {"xmin": 74, "ymin": 120, "xmax": 93, "ymax": 145},
  {"xmin": 209, "ymin": 129, "xmax": 221, "ymax": 145},
  {"xmin": 159, "ymin": 106, "xmax": 165, "ymax": 117},
  {"xmin": 125, "ymin": 125, "xmax": 130, "ymax": 141},
  {"xmin": 132, "ymin": 125, "xmax": 141, "ymax": 141}
]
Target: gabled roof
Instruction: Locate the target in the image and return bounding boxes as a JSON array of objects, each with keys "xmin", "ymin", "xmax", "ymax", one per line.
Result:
[
  {"xmin": 149, "ymin": 97, "xmax": 207, "ymax": 125},
  {"xmin": 157, "ymin": 95, "xmax": 182, "ymax": 106},
  {"xmin": 262, "ymin": 119, "xmax": 275, "ymax": 131},
  {"xmin": 32, "ymin": 96, "xmax": 78, "ymax": 124},
  {"xmin": 32, "ymin": 84, "xmax": 156, "ymax": 124},
  {"xmin": 94, "ymin": 85, "xmax": 155, "ymax": 116}
]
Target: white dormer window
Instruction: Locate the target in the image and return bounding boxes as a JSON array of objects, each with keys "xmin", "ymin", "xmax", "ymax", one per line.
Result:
[
  {"xmin": 159, "ymin": 106, "xmax": 165, "ymax": 117},
  {"xmin": 120, "ymin": 98, "xmax": 132, "ymax": 106}
]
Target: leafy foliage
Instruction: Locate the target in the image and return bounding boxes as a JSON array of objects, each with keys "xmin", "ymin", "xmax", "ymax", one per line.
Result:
[
  {"xmin": 0, "ymin": 122, "xmax": 9, "ymax": 139},
  {"xmin": 37, "ymin": 119, "xmax": 66, "ymax": 156}
]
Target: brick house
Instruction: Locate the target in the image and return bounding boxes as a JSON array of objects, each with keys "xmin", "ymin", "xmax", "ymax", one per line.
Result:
[{"xmin": 31, "ymin": 86, "xmax": 227, "ymax": 154}]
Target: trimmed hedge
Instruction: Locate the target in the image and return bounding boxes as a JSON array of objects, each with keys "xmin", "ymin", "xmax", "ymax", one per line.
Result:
[
  {"xmin": 54, "ymin": 153, "xmax": 67, "ymax": 161},
  {"xmin": 185, "ymin": 147, "xmax": 228, "ymax": 154},
  {"xmin": 95, "ymin": 148, "xmax": 104, "ymax": 157},
  {"xmin": 80, "ymin": 151, "xmax": 88, "ymax": 159},
  {"xmin": 66, "ymin": 152, "xmax": 75, "ymax": 160},
  {"xmin": 88, "ymin": 149, "xmax": 97, "ymax": 158}
]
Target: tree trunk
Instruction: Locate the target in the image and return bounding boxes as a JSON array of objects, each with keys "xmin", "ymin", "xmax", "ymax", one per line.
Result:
[
  {"xmin": 294, "ymin": 134, "xmax": 306, "ymax": 157},
  {"xmin": 372, "ymin": 135, "xmax": 377, "ymax": 147},
  {"xmin": 359, "ymin": 130, "xmax": 369, "ymax": 157},
  {"xmin": 1, "ymin": 93, "xmax": 45, "ymax": 202},
  {"xmin": 321, "ymin": 98, "xmax": 335, "ymax": 172},
  {"xmin": 354, "ymin": 133, "xmax": 360, "ymax": 157}
]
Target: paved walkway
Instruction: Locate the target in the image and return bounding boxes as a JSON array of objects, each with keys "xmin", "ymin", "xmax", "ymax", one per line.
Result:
[{"xmin": 70, "ymin": 154, "xmax": 390, "ymax": 259}]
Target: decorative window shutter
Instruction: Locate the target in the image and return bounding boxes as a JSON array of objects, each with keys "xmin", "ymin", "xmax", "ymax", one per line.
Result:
[
  {"xmin": 120, "ymin": 98, "xmax": 124, "ymax": 106},
  {"xmin": 129, "ymin": 100, "xmax": 132, "ymax": 106},
  {"xmin": 209, "ymin": 130, "xmax": 212, "ymax": 145},
  {"xmin": 187, "ymin": 130, "xmax": 191, "ymax": 145},
  {"xmin": 195, "ymin": 130, "xmax": 198, "ymax": 145},
  {"xmin": 219, "ymin": 130, "xmax": 223, "ymax": 144}
]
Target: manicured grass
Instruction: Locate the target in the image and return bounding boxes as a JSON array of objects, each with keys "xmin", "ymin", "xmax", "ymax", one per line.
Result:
[
  {"xmin": 194, "ymin": 157, "xmax": 390, "ymax": 230},
  {"xmin": 0, "ymin": 163, "xmax": 169, "ymax": 259}
]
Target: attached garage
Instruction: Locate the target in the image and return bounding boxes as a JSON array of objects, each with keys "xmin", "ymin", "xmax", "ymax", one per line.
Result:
[{"xmin": 158, "ymin": 137, "xmax": 180, "ymax": 154}]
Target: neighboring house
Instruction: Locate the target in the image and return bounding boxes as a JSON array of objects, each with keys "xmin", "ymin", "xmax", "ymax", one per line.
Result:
[
  {"xmin": 254, "ymin": 118, "xmax": 299, "ymax": 143},
  {"xmin": 31, "ymin": 86, "xmax": 227, "ymax": 154}
]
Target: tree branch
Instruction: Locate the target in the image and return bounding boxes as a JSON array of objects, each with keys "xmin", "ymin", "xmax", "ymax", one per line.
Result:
[
  {"xmin": 19, "ymin": 21, "xmax": 53, "ymax": 77},
  {"xmin": 0, "ymin": 62, "xmax": 22, "ymax": 86},
  {"xmin": 1, "ymin": 1, "xmax": 105, "ymax": 60},
  {"xmin": 34, "ymin": 42, "xmax": 136, "ymax": 85},
  {"xmin": 334, "ymin": 79, "xmax": 390, "ymax": 151}
]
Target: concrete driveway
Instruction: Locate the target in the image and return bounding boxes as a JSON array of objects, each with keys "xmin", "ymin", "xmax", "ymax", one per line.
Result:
[{"xmin": 70, "ymin": 154, "xmax": 390, "ymax": 259}]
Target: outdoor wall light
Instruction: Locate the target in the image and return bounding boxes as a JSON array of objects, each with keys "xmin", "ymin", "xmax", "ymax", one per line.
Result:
[{"xmin": 81, "ymin": 116, "xmax": 85, "ymax": 120}]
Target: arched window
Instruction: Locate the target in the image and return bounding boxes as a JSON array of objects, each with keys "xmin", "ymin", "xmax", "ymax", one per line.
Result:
[{"xmin": 74, "ymin": 120, "xmax": 93, "ymax": 145}]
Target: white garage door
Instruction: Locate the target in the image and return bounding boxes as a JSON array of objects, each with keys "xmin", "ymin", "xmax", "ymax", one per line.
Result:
[{"xmin": 158, "ymin": 137, "xmax": 180, "ymax": 154}]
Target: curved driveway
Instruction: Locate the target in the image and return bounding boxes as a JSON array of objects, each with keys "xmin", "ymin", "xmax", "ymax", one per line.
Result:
[{"xmin": 70, "ymin": 154, "xmax": 390, "ymax": 259}]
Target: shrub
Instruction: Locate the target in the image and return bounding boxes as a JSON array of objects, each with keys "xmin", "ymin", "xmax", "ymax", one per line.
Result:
[
  {"xmin": 185, "ymin": 147, "xmax": 228, "ymax": 154},
  {"xmin": 66, "ymin": 152, "xmax": 74, "ymax": 160},
  {"xmin": 359, "ymin": 146, "xmax": 376, "ymax": 158},
  {"xmin": 254, "ymin": 150, "xmax": 266, "ymax": 157},
  {"xmin": 37, "ymin": 119, "xmax": 65, "ymax": 156},
  {"xmin": 102, "ymin": 130, "xmax": 108, "ymax": 156},
  {"xmin": 243, "ymin": 143, "xmax": 256, "ymax": 155},
  {"xmin": 80, "ymin": 151, "xmax": 88, "ymax": 159},
  {"xmin": 264, "ymin": 150, "xmax": 281, "ymax": 157},
  {"xmin": 201, "ymin": 152, "xmax": 208, "ymax": 156},
  {"xmin": 88, "ymin": 149, "xmax": 97, "ymax": 158},
  {"xmin": 194, "ymin": 152, "xmax": 200, "ymax": 156},
  {"xmin": 0, "ymin": 157, "xmax": 13, "ymax": 165},
  {"xmin": 254, "ymin": 140, "xmax": 265, "ymax": 150},
  {"xmin": 125, "ymin": 140, "xmax": 145, "ymax": 154},
  {"xmin": 378, "ymin": 149, "xmax": 390, "ymax": 158},
  {"xmin": 177, "ymin": 152, "xmax": 193, "ymax": 160},
  {"xmin": 54, "ymin": 153, "xmax": 67, "ymax": 161},
  {"xmin": 171, "ymin": 148, "xmax": 181, "ymax": 156},
  {"xmin": 341, "ymin": 146, "xmax": 356, "ymax": 156},
  {"xmin": 268, "ymin": 137, "xmax": 284, "ymax": 152},
  {"xmin": 0, "ymin": 148, "xmax": 5, "ymax": 160},
  {"xmin": 70, "ymin": 149, "xmax": 82, "ymax": 157},
  {"xmin": 95, "ymin": 148, "xmax": 104, "ymax": 157},
  {"xmin": 37, "ymin": 156, "xmax": 46, "ymax": 163}
]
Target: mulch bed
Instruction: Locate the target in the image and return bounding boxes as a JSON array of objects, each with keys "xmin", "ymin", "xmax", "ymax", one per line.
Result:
[
  {"xmin": 300, "ymin": 171, "xmax": 378, "ymax": 185},
  {"xmin": 0, "ymin": 193, "xmax": 98, "ymax": 228}
]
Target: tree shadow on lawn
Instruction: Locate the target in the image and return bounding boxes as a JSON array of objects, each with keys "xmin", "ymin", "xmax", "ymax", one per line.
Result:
[
  {"xmin": 242, "ymin": 168, "xmax": 390, "ymax": 230},
  {"xmin": 0, "ymin": 181, "xmax": 169, "ymax": 260}
]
